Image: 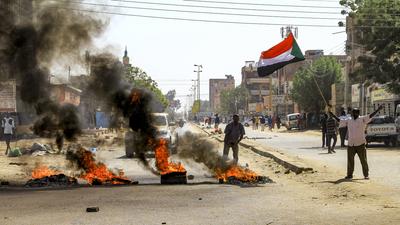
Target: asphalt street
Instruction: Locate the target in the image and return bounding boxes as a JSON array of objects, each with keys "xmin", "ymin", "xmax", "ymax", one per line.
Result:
[{"xmin": 0, "ymin": 124, "xmax": 399, "ymax": 225}]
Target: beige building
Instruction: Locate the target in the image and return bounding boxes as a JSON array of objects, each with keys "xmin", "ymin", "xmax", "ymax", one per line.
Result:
[{"xmin": 209, "ymin": 75, "xmax": 235, "ymax": 112}]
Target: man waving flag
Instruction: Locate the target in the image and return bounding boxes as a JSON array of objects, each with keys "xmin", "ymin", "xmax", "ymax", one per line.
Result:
[{"xmin": 257, "ymin": 32, "xmax": 305, "ymax": 77}]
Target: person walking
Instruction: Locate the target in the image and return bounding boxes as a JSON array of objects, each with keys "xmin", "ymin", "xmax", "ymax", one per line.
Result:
[
  {"xmin": 251, "ymin": 116, "xmax": 256, "ymax": 130},
  {"xmin": 1, "ymin": 112, "xmax": 15, "ymax": 155},
  {"xmin": 267, "ymin": 115, "xmax": 273, "ymax": 131},
  {"xmin": 260, "ymin": 115, "xmax": 266, "ymax": 131},
  {"xmin": 330, "ymin": 105, "xmax": 383, "ymax": 180},
  {"xmin": 326, "ymin": 114, "xmax": 338, "ymax": 153},
  {"xmin": 255, "ymin": 116, "xmax": 260, "ymax": 130},
  {"xmin": 276, "ymin": 116, "xmax": 281, "ymax": 130},
  {"xmin": 338, "ymin": 110, "xmax": 350, "ymax": 147},
  {"xmin": 223, "ymin": 114, "xmax": 245, "ymax": 164},
  {"xmin": 320, "ymin": 113, "xmax": 328, "ymax": 148},
  {"xmin": 214, "ymin": 113, "xmax": 220, "ymax": 130}
]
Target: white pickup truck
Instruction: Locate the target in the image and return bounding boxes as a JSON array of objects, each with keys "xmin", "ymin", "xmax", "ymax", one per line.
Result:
[
  {"xmin": 125, "ymin": 113, "xmax": 178, "ymax": 158},
  {"xmin": 366, "ymin": 116, "xmax": 399, "ymax": 147}
]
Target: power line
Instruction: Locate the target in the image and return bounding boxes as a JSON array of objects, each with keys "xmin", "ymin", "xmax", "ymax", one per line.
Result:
[
  {"xmin": 48, "ymin": 6, "xmax": 343, "ymax": 28},
  {"xmin": 182, "ymin": 0, "xmax": 343, "ymax": 9},
  {"xmin": 59, "ymin": 1, "xmax": 344, "ymax": 21},
  {"xmin": 111, "ymin": 0, "xmax": 343, "ymax": 15}
]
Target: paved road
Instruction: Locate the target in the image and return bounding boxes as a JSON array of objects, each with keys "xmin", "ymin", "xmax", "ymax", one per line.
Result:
[
  {"xmin": 217, "ymin": 123, "xmax": 400, "ymax": 190},
  {"xmin": 0, "ymin": 124, "xmax": 399, "ymax": 224}
]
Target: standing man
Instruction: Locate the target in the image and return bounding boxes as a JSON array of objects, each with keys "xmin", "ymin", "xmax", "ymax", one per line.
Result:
[
  {"xmin": 223, "ymin": 114, "xmax": 245, "ymax": 164},
  {"xmin": 320, "ymin": 113, "xmax": 328, "ymax": 148},
  {"xmin": 260, "ymin": 115, "xmax": 266, "ymax": 131},
  {"xmin": 330, "ymin": 105, "xmax": 383, "ymax": 180},
  {"xmin": 214, "ymin": 113, "xmax": 220, "ymax": 130},
  {"xmin": 1, "ymin": 112, "xmax": 15, "ymax": 155},
  {"xmin": 338, "ymin": 110, "xmax": 350, "ymax": 147},
  {"xmin": 326, "ymin": 114, "xmax": 338, "ymax": 153}
]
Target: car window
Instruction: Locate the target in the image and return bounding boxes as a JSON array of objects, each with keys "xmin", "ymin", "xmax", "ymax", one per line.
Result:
[
  {"xmin": 370, "ymin": 117, "xmax": 394, "ymax": 124},
  {"xmin": 288, "ymin": 115, "xmax": 298, "ymax": 120},
  {"xmin": 153, "ymin": 115, "xmax": 167, "ymax": 126}
]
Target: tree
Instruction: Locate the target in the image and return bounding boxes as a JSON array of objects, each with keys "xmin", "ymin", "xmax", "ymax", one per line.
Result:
[
  {"xmin": 124, "ymin": 66, "xmax": 169, "ymax": 111},
  {"xmin": 220, "ymin": 84, "xmax": 249, "ymax": 114},
  {"xmin": 165, "ymin": 90, "xmax": 181, "ymax": 112},
  {"xmin": 340, "ymin": 0, "xmax": 400, "ymax": 94},
  {"xmin": 291, "ymin": 57, "xmax": 343, "ymax": 113}
]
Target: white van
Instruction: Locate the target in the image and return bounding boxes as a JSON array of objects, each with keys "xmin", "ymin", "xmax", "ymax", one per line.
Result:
[{"xmin": 285, "ymin": 113, "xmax": 300, "ymax": 130}]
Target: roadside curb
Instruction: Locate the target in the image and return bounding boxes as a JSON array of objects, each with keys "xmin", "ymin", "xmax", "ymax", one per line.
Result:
[{"xmin": 193, "ymin": 123, "xmax": 313, "ymax": 174}]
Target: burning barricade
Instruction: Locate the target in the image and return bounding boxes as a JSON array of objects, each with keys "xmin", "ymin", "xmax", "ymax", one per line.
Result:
[{"xmin": 155, "ymin": 138, "xmax": 187, "ymax": 184}]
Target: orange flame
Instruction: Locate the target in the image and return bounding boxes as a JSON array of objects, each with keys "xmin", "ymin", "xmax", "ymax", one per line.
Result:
[
  {"xmin": 131, "ymin": 90, "xmax": 141, "ymax": 104},
  {"xmin": 155, "ymin": 138, "xmax": 186, "ymax": 175},
  {"xmin": 79, "ymin": 150, "xmax": 131, "ymax": 185},
  {"xmin": 215, "ymin": 165, "xmax": 258, "ymax": 183},
  {"xmin": 31, "ymin": 165, "xmax": 60, "ymax": 179}
]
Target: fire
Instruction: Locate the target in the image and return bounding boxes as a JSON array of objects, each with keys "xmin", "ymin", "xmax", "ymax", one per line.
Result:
[
  {"xmin": 131, "ymin": 90, "xmax": 141, "ymax": 104},
  {"xmin": 215, "ymin": 165, "xmax": 258, "ymax": 183},
  {"xmin": 31, "ymin": 165, "xmax": 60, "ymax": 179},
  {"xmin": 155, "ymin": 138, "xmax": 186, "ymax": 175},
  {"xmin": 79, "ymin": 150, "xmax": 131, "ymax": 185}
]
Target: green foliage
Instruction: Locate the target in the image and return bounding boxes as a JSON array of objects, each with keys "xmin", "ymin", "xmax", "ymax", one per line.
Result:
[
  {"xmin": 124, "ymin": 66, "xmax": 169, "ymax": 109},
  {"xmin": 291, "ymin": 57, "xmax": 343, "ymax": 112},
  {"xmin": 340, "ymin": 0, "xmax": 400, "ymax": 94},
  {"xmin": 219, "ymin": 84, "xmax": 249, "ymax": 114}
]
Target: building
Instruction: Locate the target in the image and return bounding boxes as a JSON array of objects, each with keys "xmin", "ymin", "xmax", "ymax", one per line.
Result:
[
  {"xmin": 209, "ymin": 75, "xmax": 235, "ymax": 112},
  {"xmin": 241, "ymin": 61, "xmax": 272, "ymax": 114},
  {"xmin": 50, "ymin": 84, "xmax": 81, "ymax": 107}
]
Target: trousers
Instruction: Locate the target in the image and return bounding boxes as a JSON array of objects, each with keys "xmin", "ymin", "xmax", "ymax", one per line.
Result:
[
  {"xmin": 347, "ymin": 144, "xmax": 369, "ymax": 177},
  {"xmin": 223, "ymin": 142, "xmax": 239, "ymax": 164}
]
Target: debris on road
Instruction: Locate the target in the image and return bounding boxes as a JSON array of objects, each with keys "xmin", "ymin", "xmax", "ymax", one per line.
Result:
[
  {"xmin": 9, "ymin": 162, "xmax": 28, "ymax": 166},
  {"xmin": 187, "ymin": 175, "xmax": 195, "ymax": 180},
  {"xmin": 25, "ymin": 174, "xmax": 78, "ymax": 187},
  {"xmin": 86, "ymin": 207, "xmax": 100, "ymax": 212}
]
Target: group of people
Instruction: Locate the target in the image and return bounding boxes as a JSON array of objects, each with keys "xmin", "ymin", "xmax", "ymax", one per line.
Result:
[
  {"xmin": 250, "ymin": 115, "xmax": 281, "ymax": 131},
  {"xmin": 320, "ymin": 106, "xmax": 384, "ymax": 179}
]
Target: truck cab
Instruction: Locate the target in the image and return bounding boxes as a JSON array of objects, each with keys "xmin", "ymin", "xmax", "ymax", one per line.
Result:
[{"xmin": 366, "ymin": 115, "xmax": 399, "ymax": 147}]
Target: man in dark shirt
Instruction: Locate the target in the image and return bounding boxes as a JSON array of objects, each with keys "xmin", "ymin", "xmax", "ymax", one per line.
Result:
[
  {"xmin": 326, "ymin": 114, "xmax": 338, "ymax": 153},
  {"xmin": 320, "ymin": 114, "xmax": 328, "ymax": 148},
  {"xmin": 223, "ymin": 114, "xmax": 245, "ymax": 164},
  {"xmin": 214, "ymin": 113, "xmax": 220, "ymax": 129}
]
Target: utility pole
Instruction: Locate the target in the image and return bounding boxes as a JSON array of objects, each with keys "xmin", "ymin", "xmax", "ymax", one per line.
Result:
[{"xmin": 194, "ymin": 64, "xmax": 202, "ymax": 101}]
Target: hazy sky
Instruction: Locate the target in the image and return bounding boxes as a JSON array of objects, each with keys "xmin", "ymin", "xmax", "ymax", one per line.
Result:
[{"xmin": 90, "ymin": 0, "xmax": 347, "ymax": 108}]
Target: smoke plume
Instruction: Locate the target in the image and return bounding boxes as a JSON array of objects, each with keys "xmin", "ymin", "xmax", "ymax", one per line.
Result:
[
  {"xmin": 87, "ymin": 54, "xmax": 158, "ymax": 173},
  {"xmin": 177, "ymin": 132, "xmax": 231, "ymax": 173},
  {"xmin": 0, "ymin": 1, "xmax": 105, "ymax": 148}
]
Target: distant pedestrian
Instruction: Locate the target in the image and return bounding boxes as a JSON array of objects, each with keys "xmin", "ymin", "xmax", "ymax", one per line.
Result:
[
  {"xmin": 338, "ymin": 110, "xmax": 350, "ymax": 147},
  {"xmin": 330, "ymin": 105, "xmax": 383, "ymax": 180},
  {"xmin": 223, "ymin": 114, "xmax": 245, "ymax": 164},
  {"xmin": 260, "ymin": 115, "xmax": 266, "ymax": 131},
  {"xmin": 276, "ymin": 116, "xmax": 281, "ymax": 130},
  {"xmin": 214, "ymin": 113, "xmax": 220, "ymax": 129},
  {"xmin": 255, "ymin": 116, "xmax": 260, "ymax": 130},
  {"xmin": 326, "ymin": 114, "xmax": 338, "ymax": 153},
  {"xmin": 267, "ymin": 115, "xmax": 273, "ymax": 131},
  {"xmin": 1, "ymin": 112, "xmax": 15, "ymax": 155},
  {"xmin": 251, "ymin": 116, "xmax": 256, "ymax": 130},
  {"xmin": 320, "ymin": 114, "xmax": 328, "ymax": 148}
]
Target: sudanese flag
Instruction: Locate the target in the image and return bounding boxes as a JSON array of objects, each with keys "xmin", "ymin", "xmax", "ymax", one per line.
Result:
[{"xmin": 257, "ymin": 32, "xmax": 305, "ymax": 77}]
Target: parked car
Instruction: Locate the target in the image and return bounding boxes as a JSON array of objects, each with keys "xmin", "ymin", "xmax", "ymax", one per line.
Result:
[
  {"xmin": 285, "ymin": 113, "xmax": 300, "ymax": 130},
  {"xmin": 125, "ymin": 113, "xmax": 178, "ymax": 158},
  {"xmin": 366, "ymin": 115, "xmax": 399, "ymax": 147}
]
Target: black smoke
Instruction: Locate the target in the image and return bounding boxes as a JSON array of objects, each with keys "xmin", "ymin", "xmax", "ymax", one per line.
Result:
[
  {"xmin": 0, "ymin": 1, "xmax": 104, "ymax": 149},
  {"xmin": 87, "ymin": 54, "xmax": 158, "ymax": 172},
  {"xmin": 177, "ymin": 132, "xmax": 231, "ymax": 173}
]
